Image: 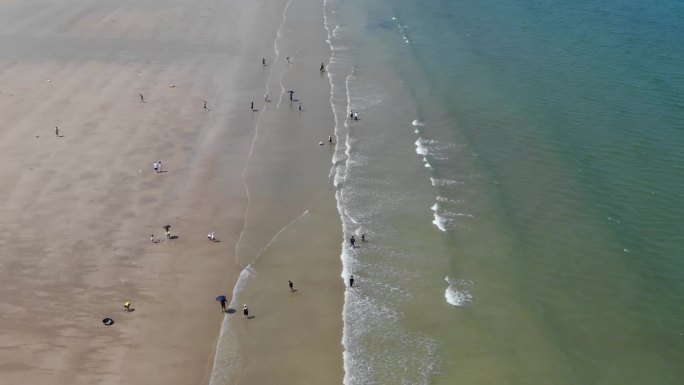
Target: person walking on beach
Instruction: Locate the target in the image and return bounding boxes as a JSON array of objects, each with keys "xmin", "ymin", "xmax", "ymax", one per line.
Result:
[
  {"xmin": 165, "ymin": 228, "xmax": 171, "ymax": 239},
  {"xmin": 220, "ymin": 298, "xmax": 227, "ymax": 313},
  {"xmin": 320, "ymin": 62, "xmax": 325, "ymax": 72},
  {"xmin": 350, "ymin": 111, "xmax": 353, "ymax": 119},
  {"xmin": 153, "ymin": 162, "xmax": 158, "ymax": 173},
  {"xmin": 150, "ymin": 234, "xmax": 155, "ymax": 243},
  {"xmin": 298, "ymin": 102, "xmax": 302, "ymax": 111},
  {"xmin": 243, "ymin": 304, "xmax": 249, "ymax": 318},
  {"xmin": 157, "ymin": 161, "xmax": 162, "ymax": 173},
  {"xmin": 354, "ymin": 112, "xmax": 359, "ymax": 121},
  {"xmin": 350, "ymin": 235, "xmax": 356, "ymax": 248},
  {"xmin": 349, "ymin": 275, "xmax": 355, "ymax": 287},
  {"xmin": 262, "ymin": 58, "xmax": 266, "ymax": 66},
  {"xmin": 139, "ymin": 93, "xmax": 144, "ymax": 103},
  {"xmin": 288, "ymin": 91, "xmax": 294, "ymax": 101},
  {"xmin": 251, "ymin": 101, "xmax": 254, "ymax": 110},
  {"xmin": 289, "ymin": 280, "xmax": 294, "ymax": 292},
  {"xmin": 54, "ymin": 126, "xmax": 59, "ymax": 137},
  {"xmin": 203, "ymin": 100, "xmax": 207, "ymax": 110},
  {"xmin": 328, "ymin": 136, "xmax": 333, "ymax": 144},
  {"xmin": 286, "ymin": 56, "xmax": 291, "ymax": 63}
]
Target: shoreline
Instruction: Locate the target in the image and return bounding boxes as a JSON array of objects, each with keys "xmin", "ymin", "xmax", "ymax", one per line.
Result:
[{"xmin": 0, "ymin": 1, "xmax": 344, "ymax": 385}]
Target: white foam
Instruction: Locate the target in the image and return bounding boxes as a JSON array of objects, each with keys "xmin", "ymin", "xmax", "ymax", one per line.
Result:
[
  {"xmin": 323, "ymin": 2, "xmax": 357, "ymax": 384},
  {"xmin": 415, "ymin": 138, "xmax": 428, "ymax": 156},
  {"xmin": 395, "ymin": 20, "xmax": 410, "ymax": 44},
  {"xmin": 229, "ymin": 265, "xmax": 255, "ymax": 308},
  {"xmin": 412, "ymin": 119, "xmax": 425, "ymax": 127},
  {"xmin": 208, "ymin": 264, "xmax": 255, "ymax": 385},
  {"xmin": 430, "ymin": 177, "xmax": 463, "ymax": 187},
  {"xmin": 444, "ymin": 276, "xmax": 473, "ymax": 306},
  {"xmin": 431, "ymin": 202, "xmax": 446, "ymax": 231}
]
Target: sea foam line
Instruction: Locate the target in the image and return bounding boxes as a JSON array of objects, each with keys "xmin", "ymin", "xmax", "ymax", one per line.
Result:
[
  {"xmin": 323, "ymin": 0, "xmax": 358, "ymax": 384},
  {"xmin": 444, "ymin": 276, "xmax": 473, "ymax": 306}
]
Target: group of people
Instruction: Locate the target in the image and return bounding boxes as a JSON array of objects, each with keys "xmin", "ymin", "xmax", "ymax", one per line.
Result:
[
  {"xmin": 250, "ymin": 59, "xmax": 331, "ymax": 114},
  {"xmin": 347, "ymin": 233, "xmax": 366, "ymax": 288},
  {"xmin": 152, "ymin": 161, "xmax": 163, "ymax": 173},
  {"xmin": 214, "ymin": 56, "xmax": 364, "ymax": 322},
  {"xmin": 217, "ymin": 298, "xmax": 250, "ymax": 318},
  {"xmin": 349, "ymin": 233, "xmax": 365, "ymax": 248}
]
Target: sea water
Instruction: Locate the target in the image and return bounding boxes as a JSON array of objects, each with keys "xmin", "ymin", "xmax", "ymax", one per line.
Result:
[{"xmin": 325, "ymin": 0, "xmax": 684, "ymax": 384}]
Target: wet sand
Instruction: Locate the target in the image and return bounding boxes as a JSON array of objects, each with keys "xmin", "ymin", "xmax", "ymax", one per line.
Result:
[
  {"xmin": 0, "ymin": 0, "xmax": 342, "ymax": 384},
  {"xmin": 210, "ymin": 0, "xmax": 345, "ymax": 381}
]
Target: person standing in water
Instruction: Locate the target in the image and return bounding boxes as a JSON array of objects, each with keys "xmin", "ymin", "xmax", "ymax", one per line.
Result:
[
  {"xmin": 350, "ymin": 235, "xmax": 356, "ymax": 248},
  {"xmin": 349, "ymin": 275, "xmax": 355, "ymax": 287},
  {"xmin": 289, "ymin": 280, "xmax": 294, "ymax": 292},
  {"xmin": 219, "ymin": 298, "xmax": 227, "ymax": 313},
  {"xmin": 55, "ymin": 126, "xmax": 59, "ymax": 137},
  {"xmin": 361, "ymin": 233, "xmax": 366, "ymax": 242},
  {"xmin": 203, "ymin": 100, "xmax": 207, "ymax": 110},
  {"xmin": 320, "ymin": 62, "xmax": 325, "ymax": 72},
  {"xmin": 251, "ymin": 101, "xmax": 254, "ymax": 110},
  {"xmin": 262, "ymin": 58, "xmax": 266, "ymax": 66}
]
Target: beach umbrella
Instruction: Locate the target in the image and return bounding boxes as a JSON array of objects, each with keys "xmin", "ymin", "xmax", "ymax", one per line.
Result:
[
  {"xmin": 102, "ymin": 318, "xmax": 114, "ymax": 326},
  {"xmin": 216, "ymin": 295, "xmax": 226, "ymax": 302},
  {"xmin": 162, "ymin": 224, "xmax": 171, "ymax": 231}
]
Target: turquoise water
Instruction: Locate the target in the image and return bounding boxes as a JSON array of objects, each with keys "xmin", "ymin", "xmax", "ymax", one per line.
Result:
[{"xmin": 326, "ymin": 0, "xmax": 684, "ymax": 383}]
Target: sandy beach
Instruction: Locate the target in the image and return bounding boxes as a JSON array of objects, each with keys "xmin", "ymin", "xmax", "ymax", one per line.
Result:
[{"xmin": 0, "ymin": 1, "xmax": 342, "ymax": 384}]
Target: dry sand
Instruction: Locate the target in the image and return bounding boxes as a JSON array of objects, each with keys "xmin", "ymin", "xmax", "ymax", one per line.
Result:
[{"xmin": 0, "ymin": 0, "xmax": 342, "ymax": 384}]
